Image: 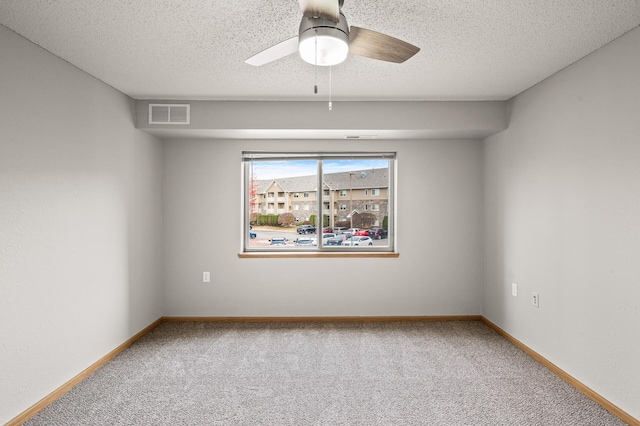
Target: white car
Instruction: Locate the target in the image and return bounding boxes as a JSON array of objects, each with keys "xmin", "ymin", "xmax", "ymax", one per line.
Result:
[
  {"xmin": 312, "ymin": 233, "xmax": 335, "ymax": 246},
  {"xmin": 341, "ymin": 236, "xmax": 373, "ymax": 246},
  {"xmin": 269, "ymin": 237, "xmax": 288, "ymax": 246},
  {"xmin": 295, "ymin": 237, "xmax": 316, "ymax": 246}
]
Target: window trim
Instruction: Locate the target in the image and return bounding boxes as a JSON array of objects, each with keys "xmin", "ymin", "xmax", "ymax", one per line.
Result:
[
  {"xmin": 242, "ymin": 151, "xmax": 395, "ymax": 255},
  {"xmin": 238, "ymin": 252, "xmax": 399, "ymax": 258}
]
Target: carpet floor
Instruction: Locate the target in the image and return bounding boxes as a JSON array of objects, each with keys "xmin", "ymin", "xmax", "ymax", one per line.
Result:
[{"xmin": 25, "ymin": 321, "xmax": 625, "ymax": 425}]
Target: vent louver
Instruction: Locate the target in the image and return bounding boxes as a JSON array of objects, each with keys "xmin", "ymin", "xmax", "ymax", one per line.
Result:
[{"xmin": 149, "ymin": 104, "xmax": 190, "ymax": 124}]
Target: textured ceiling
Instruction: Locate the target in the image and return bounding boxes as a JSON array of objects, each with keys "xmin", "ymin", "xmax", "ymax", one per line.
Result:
[{"xmin": 1, "ymin": 0, "xmax": 639, "ymax": 101}]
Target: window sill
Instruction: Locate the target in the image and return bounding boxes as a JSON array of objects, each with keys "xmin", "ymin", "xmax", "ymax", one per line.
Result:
[{"xmin": 238, "ymin": 252, "xmax": 399, "ymax": 259}]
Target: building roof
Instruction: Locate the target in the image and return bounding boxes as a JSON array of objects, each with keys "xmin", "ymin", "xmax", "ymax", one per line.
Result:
[{"xmin": 255, "ymin": 168, "xmax": 389, "ymax": 194}]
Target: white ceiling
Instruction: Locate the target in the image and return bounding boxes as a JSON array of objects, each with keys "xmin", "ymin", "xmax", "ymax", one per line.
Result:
[{"xmin": 1, "ymin": 0, "xmax": 639, "ymax": 102}]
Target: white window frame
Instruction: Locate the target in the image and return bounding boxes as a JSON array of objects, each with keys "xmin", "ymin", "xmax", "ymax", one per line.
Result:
[{"xmin": 242, "ymin": 151, "xmax": 395, "ymax": 254}]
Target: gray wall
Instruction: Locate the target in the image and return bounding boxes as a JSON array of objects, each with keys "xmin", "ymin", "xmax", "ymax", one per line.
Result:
[
  {"xmin": 482, "ymin": 26, "xmax": 640, "ymax": 418},
  {"xmin": 162, "ymin": 139, "xmax": 483, "ymax": 317},
  {"xmin": 0, "ymin": 25, "xmax": 164, "ymax": 424}
]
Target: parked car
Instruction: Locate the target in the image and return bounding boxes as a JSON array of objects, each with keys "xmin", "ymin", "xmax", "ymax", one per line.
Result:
[
  {"xmin": 342, "ymin": 236, "xmax": 374, "ymax": 246},
  {"xmin": 368, "ymin": 228, "xmax": 388, "ymax": 239},
  {"xmin": 295, "ymin": 237, "xmax": 316, "ymax": 246},
  {"xmin": 269, "ymin": 237, "xmax": 288, "ymax": 246},
  {"xmin": 326, "ymin": 234, "xmax": 348, "ymax": 245},
  {"xmin": 322, "ymin": 227, "xmax": 333, "ymax": 233},
  {"xmin": 297, "ymin": 225, "xmax": 316, "ymax": 234},
  {"xmin": 354, "ymin": 229, "xmax": 370, "ymax": 237},
  {"xmin": 333, "ymin": 227, "xmax": 348, "ymax": 234},
  {"xmin": 317, "ymin": 233, "xmax": 336, "ymax": 246}
]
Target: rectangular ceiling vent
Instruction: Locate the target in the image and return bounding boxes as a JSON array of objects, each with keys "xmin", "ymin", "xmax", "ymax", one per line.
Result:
[
  {"xmin": 345, "ymin": 135, "xmax": 377, "ymax": 139},
  {"xmin": 149, "ymin": 104, "xmax": 190, "ymax": 125}
]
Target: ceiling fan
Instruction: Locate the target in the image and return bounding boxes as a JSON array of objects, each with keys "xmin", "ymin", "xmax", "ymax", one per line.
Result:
[{"xmin": 245, "ymin": 0, "xmax": 420, "ymax": 67}]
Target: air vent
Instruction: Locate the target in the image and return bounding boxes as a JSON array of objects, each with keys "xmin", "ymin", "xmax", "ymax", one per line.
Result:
[
  {"xmin": 345, "ymin": 135, "xmax": 377, "ymax": 139},
  {"xmin": 149, "ymin": 104, "xmax": 190, "ymax": 124}
]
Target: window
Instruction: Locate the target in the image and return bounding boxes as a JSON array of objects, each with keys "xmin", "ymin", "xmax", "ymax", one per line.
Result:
[{"xmin": 243, "ymin": 152, "xmax": 395, "ymax": 253}]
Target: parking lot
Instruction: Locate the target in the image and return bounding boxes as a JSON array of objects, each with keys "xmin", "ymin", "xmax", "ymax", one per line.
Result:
[{"xmin": 248, "ymin": 227, "xmax": 389, "ymax": 247}]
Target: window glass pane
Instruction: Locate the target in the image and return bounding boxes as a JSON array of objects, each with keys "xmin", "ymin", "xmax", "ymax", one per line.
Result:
[
  {"xmin": 244, "ymin": 153, "xmax": 393, "ymax": 252},
  {"xmin": 322, "ymin": 159, "xmax": 389, "ymax": 248},
  {"xmin": 248, "ymin": 159, "xmax": 318, "ymax": 249}
]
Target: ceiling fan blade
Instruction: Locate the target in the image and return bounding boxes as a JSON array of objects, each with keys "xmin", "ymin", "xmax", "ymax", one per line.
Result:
[
  {"xmin": 298, "ymin": 0, "xmax": 340, "ymax": 22},
  {"xmin": 349, "ymin": 26, "xmax": 420, "ymax": 63},
  {"xmin": 245, "ymin": 36, "xmax": 299, "ymax": 66}
]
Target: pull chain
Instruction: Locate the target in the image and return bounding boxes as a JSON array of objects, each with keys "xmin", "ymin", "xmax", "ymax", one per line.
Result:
[
  {"xmin": 314, "ymin": 30, "xmax": 318, "ymax": 94},
  {"xmin": 328, "ymin": 65, "xmax": 332, "ymax": 110}
]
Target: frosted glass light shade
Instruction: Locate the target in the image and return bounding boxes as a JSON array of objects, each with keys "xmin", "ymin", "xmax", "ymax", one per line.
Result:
[{"xmin": 299, "ymin": 27, "xmax": 349, "ymax": 66}]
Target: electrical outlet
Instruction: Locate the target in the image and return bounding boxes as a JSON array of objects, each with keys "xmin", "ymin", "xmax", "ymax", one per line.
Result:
[
  {"xmin": 512, "ymin": 283, "xmax": 518, "ymax": 297},
  {"xmin": 203, "ymin": 272, "xmax": 210, "ymax": 283},
  {"xmin": 532, "ymin": 292, "xmax": 539, "ymax": 308}
]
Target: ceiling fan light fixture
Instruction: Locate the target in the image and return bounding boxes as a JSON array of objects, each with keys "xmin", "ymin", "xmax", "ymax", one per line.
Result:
[
  {"xmin": 298, "ymin": 15, "xmax": 349, "ymax": 66},
  {"xmin": 244, "ymin": 2, "xmax": 420, "ymax": 68}
]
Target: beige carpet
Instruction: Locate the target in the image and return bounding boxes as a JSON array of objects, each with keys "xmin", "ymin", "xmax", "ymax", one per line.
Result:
[{"xmin": 25, "ymin": 321, "xmax": 625, "ymax": 425}]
